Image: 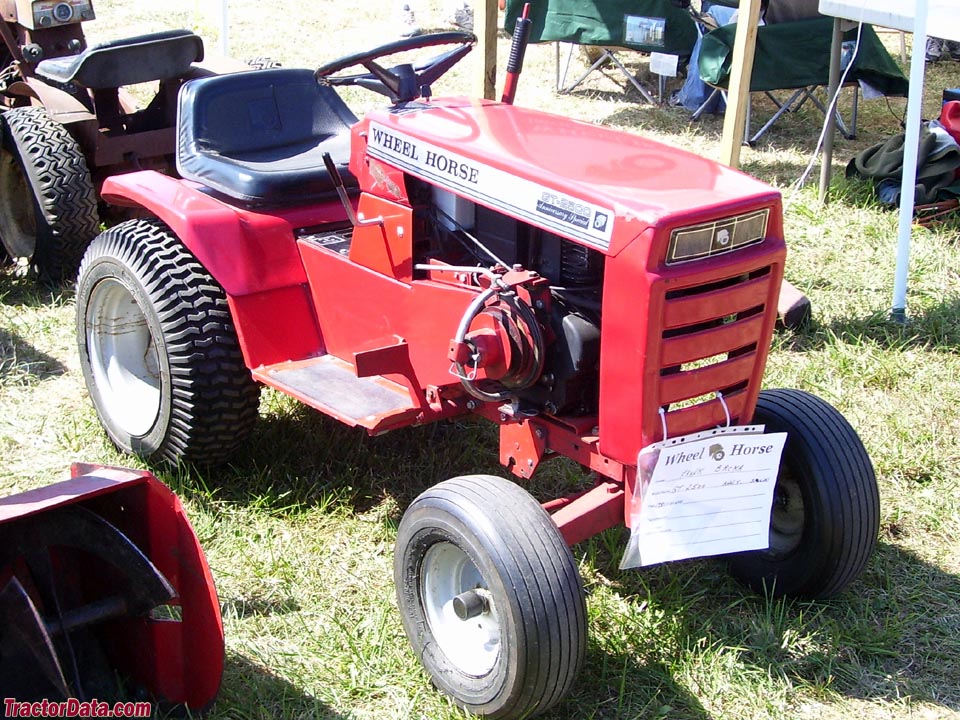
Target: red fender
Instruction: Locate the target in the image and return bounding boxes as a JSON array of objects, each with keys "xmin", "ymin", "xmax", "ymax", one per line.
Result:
[
  {"xmin": 100, "ymin": 171, "xmax": 354, "ymax": 368},
  {"xmin": 101, "ymin": 171, "xmax": 310, "ymax": 296}
]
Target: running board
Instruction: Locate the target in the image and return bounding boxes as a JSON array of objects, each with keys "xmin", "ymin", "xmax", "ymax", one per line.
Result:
[{"xmin": 253, "ymin": 355, "xmax": 420, "ymax": 432}]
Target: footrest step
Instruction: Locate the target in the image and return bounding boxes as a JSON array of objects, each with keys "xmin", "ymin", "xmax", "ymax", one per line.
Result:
[{"xmin": 254, "ymin": 355, "xmax": 418, "ymax": 432}]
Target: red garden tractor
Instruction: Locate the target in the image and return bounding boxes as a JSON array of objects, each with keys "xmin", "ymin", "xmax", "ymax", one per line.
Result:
[
  {"xmin": 73, "ymin": 28, "xmax": 879, "ymax": 719},
  {"xmin": 0, "ymin": 0, "xmax": 254, "ymax": 281}
]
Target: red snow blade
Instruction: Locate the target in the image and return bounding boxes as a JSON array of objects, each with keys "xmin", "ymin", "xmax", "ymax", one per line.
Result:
[{"xmin": 0, "ymin": 464, "xmax": 223, "ymax": 711}]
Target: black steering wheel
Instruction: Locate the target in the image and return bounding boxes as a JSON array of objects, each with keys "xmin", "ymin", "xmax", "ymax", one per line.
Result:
[{"xmin": 315, "ymin": 31, "xmax": 476, "ymax": 105}]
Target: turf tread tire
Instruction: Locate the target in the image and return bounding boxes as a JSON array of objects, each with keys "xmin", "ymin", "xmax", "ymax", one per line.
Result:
[
  {"xmin": 76, "ymin": 218, "xmax": 260, "ymax": 465},
  {"xmin": 0, "ymin": 107, "xmax": 98, "ymax": 282},
  {"xmin": 730, "ymin": 388, "xmax": 879, "ymax": 599},
  {"xmin": 395, "ymin": 475, "xmax": 586, "ymax": 719}
]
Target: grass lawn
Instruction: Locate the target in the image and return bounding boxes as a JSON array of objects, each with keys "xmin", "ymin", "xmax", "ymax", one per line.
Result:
[{"xmin": 2, "ymin": 1, "xmax": 959, "ymax": 718}]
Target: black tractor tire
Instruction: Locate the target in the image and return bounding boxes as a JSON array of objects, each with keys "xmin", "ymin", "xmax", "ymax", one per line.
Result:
[
  {"xmin": 729, "ymin": 389, "xmax": 879, "ymax": 599},
  {"xmin": 0, "ymin": 107, "xmax": 99, "ymax": 282},
  {"xmin": 395, "ymin": 475, "xmax": 586, "ymax": 720},
  {"xmin": 76, "ymin": 218, "xmax": 260, "ymax": 465}
]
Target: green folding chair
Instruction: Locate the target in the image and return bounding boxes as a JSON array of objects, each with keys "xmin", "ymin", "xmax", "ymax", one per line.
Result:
[
  {"xmin": 504, "ymin": 0, "xmax": 699, "ymax": 103},
  {"xmin": 692, "ymin": 16, "xmax": 908, "ymax": 144}
]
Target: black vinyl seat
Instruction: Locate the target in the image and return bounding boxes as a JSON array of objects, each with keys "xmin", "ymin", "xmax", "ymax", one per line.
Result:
[
  {"xmin": 176, "ymin": 68, "xmax": 359, "ymax": 205},
  {"xmin": 35, "ymin": 29, "xmax": 204, "ymax": 89}
]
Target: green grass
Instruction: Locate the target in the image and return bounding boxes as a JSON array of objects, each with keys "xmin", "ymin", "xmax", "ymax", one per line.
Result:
[{"xmin": 3, "ymin": 2, "xmax": 960, "ymax": 718}]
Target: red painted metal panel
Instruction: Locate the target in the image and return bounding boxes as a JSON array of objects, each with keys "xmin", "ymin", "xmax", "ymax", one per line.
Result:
[
  {"xmin": 0, "ymin": 465, "xmax": 223, "ymax": 710},
  {"xmin": 348, "ymin": 194, "xmax": 414, "ymax": 280},
  {"xmin": 101, "ymin": 171, "xmax": 348, "ymax": 296},
  {"xmin": 658, "ymin": 352, "xmax": 758, "ymax": 405},
  {"xmin": 227, "ymin": 285, "xmax": 324, "ymax": 369},
  {"xmin": 662, "ymin": 275, "xmax": 771, "ymax": 329},
  {"xmin": 663, "ymin": 389, "xmax": 749, "ymax": 438},
  {"xmin": 299, "ymin": 239, "xmax": 479, "ymax": 390},
  {"xmin": 660, "ymin": 314, "xmax": 764, "ymax": 367},
  {"xmin": 598, "ymin": 223, "xmax": 784, "ymax": 466},
  {"xmin": 355, "ymin": 99, "xmax": 781, "ymax": 257}
]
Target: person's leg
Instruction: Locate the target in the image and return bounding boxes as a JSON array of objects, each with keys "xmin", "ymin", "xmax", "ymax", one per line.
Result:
[
  {"xmin": 944, "ymin": 39, "xmax": 960, "ymax": 61},
  {"xmin": 446, "ymin": 0, "xmax": 474, "ymax": 31},
  {"xmin": 396, "ymin": 0, "xmax": 422, "ymax": 37},
  {"xmin": 926, "ymin": 36, "xmax": 945, "ymax": 63}
]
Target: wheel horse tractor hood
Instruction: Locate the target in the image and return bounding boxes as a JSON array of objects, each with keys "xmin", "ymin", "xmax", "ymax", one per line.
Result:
[{"xmin": 353, "ymin": 97, "xmax": 781, "ymax": 258}]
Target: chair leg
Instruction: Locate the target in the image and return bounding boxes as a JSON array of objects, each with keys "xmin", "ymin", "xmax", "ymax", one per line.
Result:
[
  {"xmin": 804, "ymin": 88, "xmax": 856, "ymax": 140},
  {"xmin": 849, "ymin": 85, "xmax": 859, "ymax": 140},
  {"xmin": 690, "ymin": 87, "xmax": 722, "ymax": 120},
  {"xmin": 558, "ymin": 48, "xmax": 618, "ymax": 95},
  {"xmin": 555, "ymin": 42, "xmax": 580, "ymax": 92},
  {"xmin": 605, "ymin": 51, "xmax": 656, "ymax": 104},
  {"xmin": 749, "ymin": 88, "xmax": 806, "ymax": 144}
]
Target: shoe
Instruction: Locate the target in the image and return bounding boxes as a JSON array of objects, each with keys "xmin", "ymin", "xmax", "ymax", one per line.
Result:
[
  {"xmin": 398, "ymin": 3, "xmax": 422, "ymax": 37},
  {"xmin": 447, "ymin": 1, "xmax": 474, "ymax": 32},
  {"xmin": 926, "ymin": 36, "xmax": 943, "ymax": 63}
]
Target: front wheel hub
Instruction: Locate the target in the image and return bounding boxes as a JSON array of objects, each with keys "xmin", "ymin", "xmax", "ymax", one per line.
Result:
[{"xmin": 421, "ymin": 542, "xmax": 500, "ymax": 675}]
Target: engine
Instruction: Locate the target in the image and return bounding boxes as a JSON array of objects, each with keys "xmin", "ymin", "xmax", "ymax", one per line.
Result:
[{"xmin": 408, "ymin": 177, "xmax": 603, "ymax": 417}]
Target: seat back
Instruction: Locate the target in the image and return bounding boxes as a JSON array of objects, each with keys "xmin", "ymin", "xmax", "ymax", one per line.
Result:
[
  {"xmin": 35, "ymin": 30, "xmax": 204, "ymax": 89},
  {"xmin": 177, "ymin": 68, "xmax": 359, "ymax": 204}
]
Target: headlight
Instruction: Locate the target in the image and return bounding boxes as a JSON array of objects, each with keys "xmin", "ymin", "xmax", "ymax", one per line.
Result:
[{"xmin": 666, "ymin": 209, "xmax": 769, "ymax": 265}]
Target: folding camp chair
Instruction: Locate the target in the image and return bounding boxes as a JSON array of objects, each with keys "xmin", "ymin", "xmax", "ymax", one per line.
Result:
[
  {"xmin": 690, "ymin": 15, "xmax": 908, "ymax": 144},
  {"xmin": 504, "ymin": 0, "xmax": 699, "ymax": 103}
]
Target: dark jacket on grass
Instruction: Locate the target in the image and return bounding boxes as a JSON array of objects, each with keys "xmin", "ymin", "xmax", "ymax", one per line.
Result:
[{"xmin": 846, "ymin": 124, "xmax": 960, "ymax": 205}]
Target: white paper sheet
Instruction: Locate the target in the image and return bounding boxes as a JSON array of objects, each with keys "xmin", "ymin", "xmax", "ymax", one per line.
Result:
[
  {"xmin": 621, "ymin": 426, "xmax": 787, "ymax": 568},
  {"xmin": 650, "ymin": 52, "xmax": 679, "ymax": 78}
]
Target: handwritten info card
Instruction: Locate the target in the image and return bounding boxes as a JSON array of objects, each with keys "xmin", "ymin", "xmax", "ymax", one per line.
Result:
[{"xmin": 621, "ymin": 426, "xmax": 787, "ymax": 569}]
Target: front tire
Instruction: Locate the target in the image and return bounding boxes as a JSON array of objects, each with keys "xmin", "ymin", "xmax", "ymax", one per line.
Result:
[
  {"xmin": 395, "ymin": 475, "xmax": 586, "ymax": 719},
  {"xmin": 76, "ymin": 218, "xmax": 260, "ymax": 464},
  {"xmin": 0, "ymin": 107, "xmax": 99, "ymax": 282},
  {"xmin": 729, "ymin": 389, "xmax": 879, "ymax": 599}
]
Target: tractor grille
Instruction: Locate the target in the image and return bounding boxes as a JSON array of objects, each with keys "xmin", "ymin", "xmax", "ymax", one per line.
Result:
[{"xmin": 656, "ymin": 266, "xmax": 774, "ymax": 438}]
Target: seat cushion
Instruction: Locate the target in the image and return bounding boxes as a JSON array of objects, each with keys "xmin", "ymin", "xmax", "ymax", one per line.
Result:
[
  {"xmin": 35, "ymin": 29, "xmax": 203, "ymax": 89},
  {"xmin": 176, "ymin": 68, "xmax": 359, "ymax": 204}
]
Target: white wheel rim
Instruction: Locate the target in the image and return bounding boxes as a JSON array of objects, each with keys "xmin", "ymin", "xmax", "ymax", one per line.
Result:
[
  {"xmin": 421, "ymin": 541, "xmax": 500, "ymax": 676},
  {"xmin": 86, "ymin": 277, "xmax": 162, "ymax": 437},
  {"xmin": 768, "ymin": 471, "xmax": 804, "ymax": 556}
]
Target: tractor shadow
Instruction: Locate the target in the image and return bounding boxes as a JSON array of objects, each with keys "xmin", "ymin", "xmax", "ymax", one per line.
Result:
[
  {"xmin": 0, "ymin": 326, "xmax": 68, "ymax": 384},
  {"xmin": 203, "ymin": 653, "xmax": 349, "ymax": 720},
  {"xmin": 155, "ymin": 400, "xmax": 960, "ymax": 718},
  {"xmin": 573, "ymin": 531, "xmax": 960, "ymax": 716},
  {"xmin": 190, "ymin": 398, "xmax": 593, "ymax": 520},
  {"xmin": 775, "ymin": 292, "xmax": 960, "ymax": 355},
  {"xmin": 0, "ymin": 264, "xmax": 73, "ymax": 308}
]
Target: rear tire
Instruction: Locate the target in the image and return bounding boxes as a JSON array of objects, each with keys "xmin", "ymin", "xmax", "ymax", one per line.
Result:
[
  {"xmin": 395, "ymin": 475, "xmax": 586, "ymax": 719},
  {"xmin": 0, "ymin": 107, "xmax": 99, "ymax": 282},
  {"xmin": 729, "ymin": 389, "xmax": 879, "ymax": 599},
  {"xmin": 76, "ymin": 218, "xmax": 260, "ymax": 464}
]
